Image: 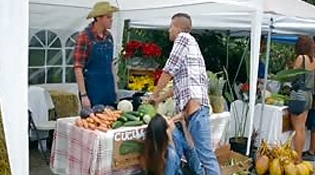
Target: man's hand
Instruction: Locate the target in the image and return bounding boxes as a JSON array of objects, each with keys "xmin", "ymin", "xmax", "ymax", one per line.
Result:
[
  {"xmin": 81, "ymin": 96, "xmax": 91, "ymax": 108},
  {"xmin": 149, "ymin": 93, "xmax": 160, "ymax": 103}
]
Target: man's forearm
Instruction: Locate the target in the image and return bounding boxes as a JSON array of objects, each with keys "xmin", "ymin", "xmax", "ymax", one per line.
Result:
[
  {"xmin": 162, "ymin": 88, "xmax": 174, "ymax": 101},
  {"xmin": 74, "ymin": 67, "xmax": 87, "ymax": 95},
  {"xmin": 153, "ymin": 72, "xmax": 172, "ymax": 96},
  {"xmin": 112, "ymin": 63, "xmax": 119, "ymax": 93}
]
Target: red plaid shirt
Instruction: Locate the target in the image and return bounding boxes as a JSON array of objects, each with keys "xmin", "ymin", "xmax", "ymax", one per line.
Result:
[{"xmin": 73, "ymin": 22, "xmax": 112, "ymax": 68}]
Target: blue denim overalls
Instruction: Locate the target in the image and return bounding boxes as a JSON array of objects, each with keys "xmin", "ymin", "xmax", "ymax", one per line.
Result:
[{"xmin": 83, "ymin": 28, "xmax": 116, "ymax": 107}]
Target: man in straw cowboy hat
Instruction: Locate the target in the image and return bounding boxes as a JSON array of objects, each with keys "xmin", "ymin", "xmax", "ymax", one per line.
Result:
[{"xmin": 74, "ymin": 2, "xmax": 119, "ymax": 108}]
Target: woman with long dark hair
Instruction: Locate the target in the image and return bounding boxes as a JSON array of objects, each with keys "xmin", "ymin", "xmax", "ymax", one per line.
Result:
[
  {"xmin": 144, "ymin": 113, "xmax": 204, "ymax": 175},
  {"xmin": 289, "ymin": 36, "xmax": 315, "ymax": 160}
]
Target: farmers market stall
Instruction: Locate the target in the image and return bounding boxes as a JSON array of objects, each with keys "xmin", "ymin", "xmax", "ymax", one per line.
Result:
[{"xmin": 50, "ymin": 107, "xmax": 230, "ymax": 174}]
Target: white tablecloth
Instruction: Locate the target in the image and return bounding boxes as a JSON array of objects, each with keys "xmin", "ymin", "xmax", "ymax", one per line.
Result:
[
  {"xmin": 230, "ymin": 100, "xmax": 310, "ymax": 150},
  {"xmin": 50, "ymin": 112, "xmax": 231, "ymax": 175}
]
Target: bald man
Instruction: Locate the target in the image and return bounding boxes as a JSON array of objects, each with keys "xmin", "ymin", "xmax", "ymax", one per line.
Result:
[{"xmin": 151, "ymin": 13, "xmax": 220, "ymax": 174}]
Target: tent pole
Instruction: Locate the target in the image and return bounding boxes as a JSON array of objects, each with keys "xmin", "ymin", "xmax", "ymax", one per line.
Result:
[
  {"xmin": 226, "ymin": 31, "xmax": 230, "ymax": 70},
  {"xmin": 246, "ymin": 0, "xmax": 264, "ymax": 156},
  {"xmin": 259, "ymin": 18, "xmax": 274, "ymax": 144}
]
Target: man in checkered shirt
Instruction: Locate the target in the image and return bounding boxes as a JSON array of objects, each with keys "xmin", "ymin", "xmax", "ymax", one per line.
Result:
[{"xmin": 151, "ymin": 13, "xmax": 220, "ymax": 174}]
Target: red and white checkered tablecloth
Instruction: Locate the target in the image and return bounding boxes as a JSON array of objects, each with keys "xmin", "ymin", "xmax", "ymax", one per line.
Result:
[
  {"xmin": 50, "ymin": 112, "xmax": 230, "ymax": 175},
  {"xmin": 50, "ymin": 117, "xmax": 145, "ymax": 175}
]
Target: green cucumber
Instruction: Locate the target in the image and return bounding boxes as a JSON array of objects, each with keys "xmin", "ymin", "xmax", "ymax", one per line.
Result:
[
  {"xmin": 142, "ymin": 114, "xmax": 151, "ymax": 124},
  {"xmin": 111, "ymin": 121, "xmax": 124, "ymax": 129},
  {"xmin": 123, "ymin": 113, "xmax": 140, "ymax": 121},
  {"xmin": 123, "ymin": 121, "xmax": 143, "ymax": 127},
  {"xmin": 118, "ymin": 116, "xmax": 128, "ymax": 122},
  {"xmin": 125, "ymin": 111, "xmax": 142, "ymax": 117},
  {"xmin": 119, "ymin": 140, "xmax": 144, "ymax": 155}
]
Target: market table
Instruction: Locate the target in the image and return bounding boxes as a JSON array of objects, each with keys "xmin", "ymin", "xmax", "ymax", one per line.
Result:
[
  {"xmin": 230, "ymin": 100, "xmax": 311, "ymax": 150},
  {"xmin": 50, "ymin": 112, "xmax": 230, "ymax": 175},
  {"xmin": 253, "ymin": 103, "xmax": 311, "ymax": 150}
]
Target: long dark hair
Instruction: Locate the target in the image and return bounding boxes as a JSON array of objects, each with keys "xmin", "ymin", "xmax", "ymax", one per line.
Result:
[
  {"xmin": 295, "ymin": 36, "xmax": 315, "ymax": 62},
  {"xmin": 144, "ymin": 114, "xmax": 169, "ymax": 175}
]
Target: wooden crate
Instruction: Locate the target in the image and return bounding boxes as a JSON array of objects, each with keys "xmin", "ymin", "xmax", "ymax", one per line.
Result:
[
  {"xmin": 215, "ymin": 145, "xmax": 252, "ymax": 175},
  {"xmin": 282, "ymin": 108, "xmax": 293, "ymax": 132},
  {"xmin": 128, "ymin": 67, "xmax": 155, "ymax": 77}
]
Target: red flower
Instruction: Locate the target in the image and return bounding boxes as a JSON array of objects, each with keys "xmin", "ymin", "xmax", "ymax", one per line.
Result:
[
  {"xmin": 123, "ymin": 41, "xmax": 161, "ymax": 59},
  {"xmin": 142, "ymin": 43, "xmax": 161, "ymax": 58},
  {"xmin": 240, "ymin": 83, "xmax": 249, "ymax": 92},
  {"xmin": 153, "ymin": 69, "xmax": 163, "ymax": 85},
  {"xmin": 125, "ymin": 40, "xmax": 142, "ymax": 58}
]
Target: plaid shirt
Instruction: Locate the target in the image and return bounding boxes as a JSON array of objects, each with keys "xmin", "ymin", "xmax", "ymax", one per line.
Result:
[
  {"xmin": 73, "ymin": 23, "xmax": 112, "ymax": 68},
  {"xmin": 163, "ymin": 32, "xmax": 209, "ymax": 112}
]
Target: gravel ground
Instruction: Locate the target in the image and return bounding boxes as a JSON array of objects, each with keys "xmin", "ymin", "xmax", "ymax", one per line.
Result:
[{"xmin": 29, "ymin": 140, "xmax": 54, "ymax": 175}]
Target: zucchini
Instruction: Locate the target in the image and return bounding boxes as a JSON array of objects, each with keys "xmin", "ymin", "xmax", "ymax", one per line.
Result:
[
  {"xmin": 119, "ymin": 140, "xmax": 144, "ymax": 155},
  {"xmin": 125, "ymin": 111, "xmax": 142, "ymax": 117},
  {"xmin": 111, "ymin": 121, "xmax": 124, "ymax": 129},
  {"xmin": 142, "ymin": 114, "xmax": 151, "ymax": 124},
  {"xmin": 123, "ymin": 113, "xmax": 140, "ymax": 121},
  {"xmin": 123, "ymin": 121, "xmax": 143, "ymax": 127},
  {"xmin": 118, "ymin": 116, "xmax": 128, "ymax": 122}
]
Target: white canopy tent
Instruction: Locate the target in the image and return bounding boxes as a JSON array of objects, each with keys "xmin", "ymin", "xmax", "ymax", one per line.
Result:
[
  {"xmin": 3, "ymin": 0, "xmax": 262, "ymax": 174},
  {"xmin": 128, "ymin": 0, "xmax": 315, "ymax": 35},
  {"xmin": 2, "ymin": 0, "xmax": 315, "ymax": 174}
]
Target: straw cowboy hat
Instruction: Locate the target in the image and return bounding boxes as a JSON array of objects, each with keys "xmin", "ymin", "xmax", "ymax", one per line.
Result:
[{"xmin": 87, "ymin": 2, "xmax": 119, "ymax": 19}]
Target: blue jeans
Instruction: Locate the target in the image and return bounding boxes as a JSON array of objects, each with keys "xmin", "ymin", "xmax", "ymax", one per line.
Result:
[
  {"xmin": 187, "ymin": 106, "xmax": 221, "ymax": 175},
  {"xmin": 165, "ymin": 128, "xmax": 204, "ymax": 175}
]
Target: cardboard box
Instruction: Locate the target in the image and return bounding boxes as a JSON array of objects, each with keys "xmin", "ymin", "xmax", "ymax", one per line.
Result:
[
  {"xmin": 282, "ymin": 108, "xmax": 293, "ymax": 132},
  {"xmin": 215, "ymin": 145, "xmax": 252, "ymax": 175}
]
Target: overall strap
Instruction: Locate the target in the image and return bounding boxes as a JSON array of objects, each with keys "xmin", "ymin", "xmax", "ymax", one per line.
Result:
[
  {"xmin": 84, "ymin": 28, "xmax": 95, "ymax": 43},
  {"xmin": 303, "ymin": 55, "xmax": 306, "ymax": 84},
  {"xmin": 83, "ymin": 28, "xmax": 95, "ymax": 70}
]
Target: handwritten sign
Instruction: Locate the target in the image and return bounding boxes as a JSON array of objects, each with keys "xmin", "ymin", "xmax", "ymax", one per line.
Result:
[{"xmin": 112, "ymin": 127, "xmax": 147, "ymax": 170}]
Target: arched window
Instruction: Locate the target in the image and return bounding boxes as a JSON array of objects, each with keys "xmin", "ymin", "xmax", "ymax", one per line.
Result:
[
  {"xmin": 28, "ymin": 31, "xmax": 78, "ymax": 84},
  {"xmin": 29, "ymin": 30, "xmax": 62, "ymax": 84},
  {"xmin": 65, "ymin": 32, "xmax": 78, "ymax": 83}
]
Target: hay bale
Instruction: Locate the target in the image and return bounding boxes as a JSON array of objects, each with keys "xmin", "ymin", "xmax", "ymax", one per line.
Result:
[
  {"xmin": 49, "ymin": 90, "xmax": 79, "ymax": 118},
  {"xmin": 0, "ymin": 111, "xmax": 12, "ymax": 175}
]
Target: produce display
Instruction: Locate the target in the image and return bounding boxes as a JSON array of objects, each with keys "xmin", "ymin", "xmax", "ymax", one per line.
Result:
[
  {"xmin": 265, "ymin": 94, "xmax": 289, "ymax": 106},
  {"xmin": 75, "ymin": 105, "xmax": 123, "ymax": 132},
  {"xmin": 112, "ymin": 103, "xmax": 156, "ymax": 129},
  {"xmin": 255, "ymin": 132, "xmax": 314, "ymax": 175},
  {"xmin": 75, "ymin": 103, "xmax": 157, "ymax": 131}
]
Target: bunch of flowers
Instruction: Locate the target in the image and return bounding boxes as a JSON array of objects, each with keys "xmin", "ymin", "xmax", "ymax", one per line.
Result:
[
  {"xmin": 124, "ymin": 40, "xmax": 162, "ymax": 59},
  {"xmin": 128, "ymin": 75, "xmax": 155, "ymax": 92}
]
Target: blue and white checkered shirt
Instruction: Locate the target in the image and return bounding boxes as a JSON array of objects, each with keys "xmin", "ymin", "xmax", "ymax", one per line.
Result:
[{"xmin": 163, "ymin": 32, "xmax": 210, "ymax": 113}]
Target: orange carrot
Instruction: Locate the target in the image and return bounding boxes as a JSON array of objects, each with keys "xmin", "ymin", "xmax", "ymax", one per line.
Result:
[
  {"xmin": 76, "ymin": 118, "xmax": 83, "ymax": 127},
  {"xmin": 96, "ymin": 113, "xmax": 108, "ymax": 120},
  {"xmin": 97, "ymin": 126, "xmax": 108, "ymax": 132},
  {"xmin": 114, "ymin": 113, "xmax": 121, "ymax": 119},
  {"xmin": 90, "ymin": 116, "xmax": 102, "ymax": 124},
  {"xmin": 101, "ymin": 120, "xmax": 111, "ymax": 126},
  {"xmin": 82, "ymin": 119, "xmax": 88, "ymax": 129},
  {"xmin": 86, "ymin": 118, "xmax": 94, "ymax": 123},
  {"xmin": 113, "ymin": 110, "xmax": 123, "ymax": 115},
  {"xmin": 88, "ymin": 123, "xmax": 96, "ymax": 130}
]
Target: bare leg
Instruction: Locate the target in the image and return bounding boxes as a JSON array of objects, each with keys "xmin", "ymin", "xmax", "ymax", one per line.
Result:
[
  {"xmin": 291, "ymin": 111, "xmax": 308, "ymax": 158},
  {"xmin": 309, "ymin": 131, "xmax": 315, "ymax": 154}
]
